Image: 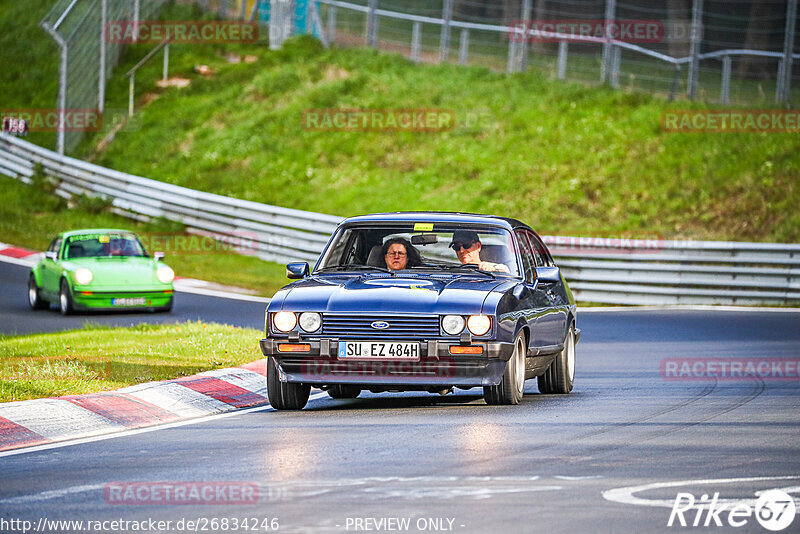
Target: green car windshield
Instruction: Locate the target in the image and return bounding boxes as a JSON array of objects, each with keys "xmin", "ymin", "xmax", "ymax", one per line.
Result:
[{"xmin": 65, "ymin": 233, "xmax": 147, "ymax": 259}]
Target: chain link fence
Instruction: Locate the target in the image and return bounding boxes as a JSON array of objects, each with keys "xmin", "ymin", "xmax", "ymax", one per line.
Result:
[{"xmin": 314, "ymin": 0, "xmax": 799, "ymax": 106}]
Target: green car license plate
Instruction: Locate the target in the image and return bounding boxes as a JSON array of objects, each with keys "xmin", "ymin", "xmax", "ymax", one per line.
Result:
[
  {"xmin": 112, "ymin": 297, "xmax": 147, "ymax": 306},
  {"xmin": 338, "ymin": 341, "xmax": 419, "ymax": 360}
]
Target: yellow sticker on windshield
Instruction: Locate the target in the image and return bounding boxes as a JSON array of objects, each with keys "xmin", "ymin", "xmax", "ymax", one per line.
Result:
[
  {"xmin": 98, "ymin": 235, "xmax": 110, "ymax": 243},
  {"xmin": 413, "ymin": 223, "xmax": 433, "ymax": 231}
]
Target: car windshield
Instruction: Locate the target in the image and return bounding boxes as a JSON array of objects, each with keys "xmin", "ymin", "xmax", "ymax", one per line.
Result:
[
  {"xmin": 316, "ymin": 224, "xmax": 520, "ymax": 277},
  {"xmin": 65, "ymin": 233, "xmax": 147, "ymax": 259}
]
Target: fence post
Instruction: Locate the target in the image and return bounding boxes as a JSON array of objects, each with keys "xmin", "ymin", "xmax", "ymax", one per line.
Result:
[
  {"xmin": 507, "ymin": 34, "xmax": 517, "ymax": 73},
  {"xmin": 129, "ymin": 75, "xmax": 135, "ymax": 117},
  {"xmin": 220, "ymin": 0, "xmax": 229, "ymax": 19},
  {"xmin": 601, "ymin": 0, "xmax": 616, "ymax": 82},
  {"xmin": 366, "ymin": 0, "xmax": 378, "ymax": 48},
  {"xmin": 99, "ymin": 0, "xmax": 107, "ymax": 113},
  {"xmin": 520, "ymin": 0, "xmax": 531, "ymax": 71},
  {"xmin": 557, "ymin": 41, "xmax": 568, "ymax": 80},
  {"xmin": 327, "ymin": 5, "xmax": 336, "ymax": 44},
  {"xmin": 669, "ymin": 64, "xmax": 681, "ymax": 101},
  {"xmin": 458, "ymin": 29, "xmax": 469, "ymax": 65},
  {"xmin": 687, "ymin": 0, "xmax": 703, "ymax": 99},
  {"xmin": 133, "ymin": 0, "xmax": 140, "ymax": 44},
  {"xmin": 411, "ymin": 21, "xmax": 421, "ymax": 62},
  {"xmin": 610, "ymin": 45, "xmax": 621, "ymax": 88},
  {"xmin": 777, "ymin": 0, "xmax": 797, "ymax": 104},
  {"xmin": 241, "ymin": 0, "xmax": 248, "ymax": 19},
  {"xmin": 720, "ymin": 54, "xmax": 731, "ymax": 104},
  {"xmin": 439, "ymin": 0, "xmax": 452, "ymax": 62},
  {"xmin": 41, "ymin": 24, "xmax": 68, "ymax": 155},
  {"xmin": 163, "ymin": 43, "xmax": 170, "ymax": 81}
]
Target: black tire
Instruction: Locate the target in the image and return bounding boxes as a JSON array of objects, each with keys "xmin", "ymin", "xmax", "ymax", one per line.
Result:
[
  {"xmin": 484, "ymin": 332, "xmax": 526, "ymax": 405},
  {"xmin": 266, "ymin": 356, "xmax": 310, "ymax": 410},
  {"xmin": 538, "ymin": 323, "xmax": 575, "ymax": 394},
  {"xmin": 28, "ymin": 274, "xmax": 48, "ymax": 310},
  {"xmin": 59, "ymin": 278, "xmax": 74, "ymax": 316},
  {"xmin": 327, "ymin": 385, "xmax": 361, "ymax": 399}
]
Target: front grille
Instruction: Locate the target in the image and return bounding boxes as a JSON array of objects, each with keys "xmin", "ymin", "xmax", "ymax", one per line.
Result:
[{"xmin": 322, "ymin": 314, "xmax": 440, "ymax": 339}]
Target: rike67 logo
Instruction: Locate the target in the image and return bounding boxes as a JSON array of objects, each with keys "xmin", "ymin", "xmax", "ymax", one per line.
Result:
[{"xmin": 668, "ymin": 490, "xmax": 796, "ymax": 531}]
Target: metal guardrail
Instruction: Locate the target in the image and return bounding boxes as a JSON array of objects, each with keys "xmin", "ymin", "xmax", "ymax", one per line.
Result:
[{"xmin": 1, "ymin": 133, "xmax": 799, "ymax": 306}]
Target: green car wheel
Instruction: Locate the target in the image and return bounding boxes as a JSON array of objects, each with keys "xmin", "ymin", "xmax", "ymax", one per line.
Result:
[
  {"xmin": 59, "ymin": 279, "xmax": 74, "ymax": 316},
  {"xmin": 28, "ymin": 275, "xmax": 48, "ymax": 310}
]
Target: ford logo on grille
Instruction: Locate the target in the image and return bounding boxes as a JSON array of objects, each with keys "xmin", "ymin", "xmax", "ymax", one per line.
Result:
[{"xmin": 371, "ymin": 321, "xmax": 390, "ymax": 330}]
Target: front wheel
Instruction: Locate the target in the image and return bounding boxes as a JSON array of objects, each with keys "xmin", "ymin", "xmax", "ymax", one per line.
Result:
[
  {"xmin": 28, "ymin": 275, "xmax": 48, "ymax": 310},
  {"xmin": 267, "ymin": 356, "xmax": 310, "ymax": 410},
  {"xmin": 59, "ymin": 279, "xmax": 74, "ymax": 316},
  {"xmin": 484, "ymin": 332, "xmax": 526, "ymax": 405},
  {"xmin": 538, "ymin": 323, "xmax": 575, "ymax": 394}
]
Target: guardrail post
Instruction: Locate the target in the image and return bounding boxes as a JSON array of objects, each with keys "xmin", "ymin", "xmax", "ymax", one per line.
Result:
[
  {"xmin": 241, "ymin": 0, "xmax": 248, "ymax": 19},
  {"xmin": 366, "ymin": 0, "xmax": 378, "ymax": 48},
  {"xmin": 601, "ymin": 0, "xmax": 616, "ymax": 82},
  {"xmin": 411, "ymin": 21, "xmax": 421, "ymax": 62},
  {"xmin": 458, "ymin": 29, "xmax": 469, "ymax": 65},
  {"xmin": 520, "ymin": 0, "xmax": 531, "ymax": 71},
  {"xmin": 439, "ymin": 0, "xmax": 453, "ymax": 62},
  {"xmin": 557, "ymin": 41, "xmax": 568, "ymax": 80},
  {"xmin": 720, "ymin": 54, "xmax": 731, "ymax": 104},
  {"xmin": 327, "ymin": 5, "xmax": 336, "ymax": 44},
  {"xmin": 777, "ymin": 0, "xmax": 797, "ymax": 104},
  {"xmin": 687, "ymin": 0, "xmax": 704, "ymax": 99},
  {"xmin": 220, "ymin": 0, "xmax": 229, "ymax": 19},
  {"xmin": 99, "ymin": 0, "xmax": 107, "ymax": 113}
]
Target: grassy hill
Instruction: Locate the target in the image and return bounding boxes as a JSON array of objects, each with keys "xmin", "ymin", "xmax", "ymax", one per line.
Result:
[{"xmin": 82, "ymin": 36, "xmax": 798, "ymax": 243}]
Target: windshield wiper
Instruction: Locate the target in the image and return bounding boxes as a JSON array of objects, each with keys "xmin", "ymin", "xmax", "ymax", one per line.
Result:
[{"xmin": 319, "ymin": 264, "xmax": 395, "ymax": 275}]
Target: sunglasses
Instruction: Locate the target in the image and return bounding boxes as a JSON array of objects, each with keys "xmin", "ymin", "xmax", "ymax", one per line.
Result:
[{"xmin": 450, "ymin": 241, "xmax": 476, "ymax": 252}]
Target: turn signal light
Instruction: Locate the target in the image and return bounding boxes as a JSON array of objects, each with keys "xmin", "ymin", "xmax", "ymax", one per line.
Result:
[
  {"xmin": 277, "ymin": 344, "xmax": 311, "ymax": 353},
  {"xmin": 449, "ymin": 346, "xmax": 484, "ymax": 355}
]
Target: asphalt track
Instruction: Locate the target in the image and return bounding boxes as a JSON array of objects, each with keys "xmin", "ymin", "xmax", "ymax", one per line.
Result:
[{"xmin": 1, "ymin": 260, "xmax": 800, "ymax": 533}]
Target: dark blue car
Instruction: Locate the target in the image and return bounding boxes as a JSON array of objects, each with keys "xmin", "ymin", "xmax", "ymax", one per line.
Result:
[{"xmin": 260, "ymin": 212, "xmax": 580, "ymax": 409}]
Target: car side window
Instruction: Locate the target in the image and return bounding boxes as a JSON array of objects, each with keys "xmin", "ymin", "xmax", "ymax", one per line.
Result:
[
  {"xmin": 514, "ymin": 230, "xmax": 536, "ymax": 283},
  {"xmin": 526, "ymin": 231, "xmax": 548, "ymax": 267},
  {"xmin": 49, "ymin": 238, "xmax": 63, "ymax": 258}
]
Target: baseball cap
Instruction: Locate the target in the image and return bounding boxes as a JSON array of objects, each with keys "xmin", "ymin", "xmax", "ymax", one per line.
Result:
[{"xmin": 449, "ymin": 230, "xmax": 480, "ymax": 250}]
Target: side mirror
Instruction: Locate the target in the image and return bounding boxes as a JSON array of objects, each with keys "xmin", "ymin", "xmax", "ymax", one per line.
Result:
[
  {"xmin": 536, "ymin": 266, "xmax": 561, "ymax": 284},
  {"xmin": 286, "ymin": 262, "xmax": 309, "ymax": 279},
  {"xmin": 45, "ymin": 251, "xmax": 57, "ymax": 261},
  {"xmin": 153, "ymin": 251, "xmax": 165, "ymax": 262}
]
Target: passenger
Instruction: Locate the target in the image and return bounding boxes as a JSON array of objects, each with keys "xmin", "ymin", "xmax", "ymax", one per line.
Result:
[
  {"xmin": 379, "ymin": 237, "xmax": 421, "ymax": 271},
  {"xmin": 449, "ymin": 230, "xmax": 510, "ymax": 273}
]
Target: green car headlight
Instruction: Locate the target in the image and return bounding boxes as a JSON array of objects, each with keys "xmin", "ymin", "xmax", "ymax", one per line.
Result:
[
  {"xmin": 156, "ymin": 265, "xmax": 174, "ymax": 284},
  {"xmin": 75, "ymin": 268, "xmax": 93, "ymax": 285}
]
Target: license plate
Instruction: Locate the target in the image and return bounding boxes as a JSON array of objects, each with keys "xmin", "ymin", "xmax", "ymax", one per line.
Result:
[
  {"xmin": 112, "ymin": 297, "xmax": 147, "ymax": 306},
  {"xmin": 338, "ymin": 341, "xmax": 419, "ymax": 360}
]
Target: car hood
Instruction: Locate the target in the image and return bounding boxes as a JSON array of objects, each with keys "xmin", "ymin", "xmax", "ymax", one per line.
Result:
[
  {"xmin": 63, "ymin": 257, "xmax": 161, "ymax": 287},
  {"xmin": 275, "ymin": 274, "xmax": 516, "ymax": 315}
]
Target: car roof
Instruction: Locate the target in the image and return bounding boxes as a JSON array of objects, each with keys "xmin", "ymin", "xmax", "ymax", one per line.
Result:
[
  {"xmin": 341, "ymin": 212, "xmax": 530, "ymax": 231},
  {"xmin": 59, "ymin": 228, "xmax": 135, "ymax": 238}
]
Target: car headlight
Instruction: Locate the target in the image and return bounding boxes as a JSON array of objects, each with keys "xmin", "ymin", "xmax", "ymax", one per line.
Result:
[
  {"xmin": 442, "ymin": 315, "xmax": 466, "ymax": 335},
  {"xmin": 75, "ymin": 268, "xmax": 93, "ymax": 285},
  {"xmin": 298, "ymin": 312, "xmax": 322, "ymax": 332},
  {"xmin": 467, "ymin": 315, "xmax": 491, "ymax": 336},
  {"xmin": 156, "ymin": 265, "xmax": 174, "ymax": 284},
  {"xmin": 273, "ymin": 311, "xmax": 297, "ymax": 333}
]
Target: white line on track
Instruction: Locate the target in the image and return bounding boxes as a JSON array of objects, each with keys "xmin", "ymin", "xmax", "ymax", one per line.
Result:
[{"xmin": 0, "ymin": 391, "xmax": 329, "ymax": 459}]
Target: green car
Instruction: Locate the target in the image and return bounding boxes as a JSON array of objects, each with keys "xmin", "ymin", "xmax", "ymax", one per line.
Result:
[{"xmin": 28, "ymin": 229, "xmax": 175, "ymax": 315}]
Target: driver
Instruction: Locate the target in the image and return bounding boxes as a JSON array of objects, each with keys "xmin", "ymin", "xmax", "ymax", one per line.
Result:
[{"xmin": 449, "ymin": 230, "xmax": 510, "ymax": 273}]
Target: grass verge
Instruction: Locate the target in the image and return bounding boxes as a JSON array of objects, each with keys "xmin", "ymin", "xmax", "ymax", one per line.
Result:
[{"xmin": 0, "ymin": 321, "xmax": 262, "ymax": 402}]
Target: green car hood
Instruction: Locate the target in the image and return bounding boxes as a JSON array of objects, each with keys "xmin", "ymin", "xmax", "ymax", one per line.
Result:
[{"xmin": 64, "ymin": 257, "xmax": 163, "ymax": 287}]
